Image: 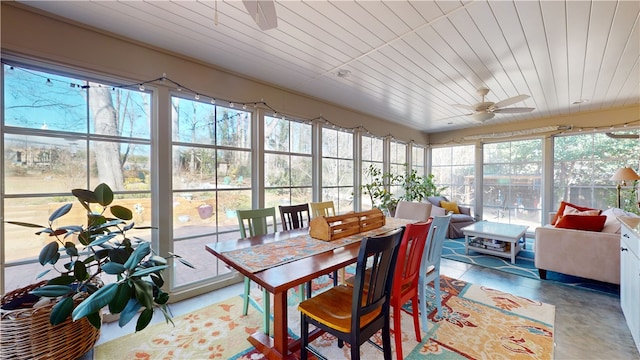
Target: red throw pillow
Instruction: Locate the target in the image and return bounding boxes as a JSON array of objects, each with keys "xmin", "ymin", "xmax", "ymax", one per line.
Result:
[
  {"xmin": 551, "ymin": 201, "xmax": 600, "ymax": 225},
  {"xmin": 555, "ymin": 214, "xmax": 607, "ymax": 232}
]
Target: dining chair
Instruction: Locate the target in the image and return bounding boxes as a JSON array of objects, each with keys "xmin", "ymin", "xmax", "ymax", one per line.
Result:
[
  {"xmin": 309, "ymin": 200, "xmax": 343, "ymax": 285},
  {"xmin": 394, "ymin": 200, "xmax": 432, "ymax": 222},
  {"xmin": 236, "ymin": 207, "xmax": 278, "ymax": 335},
  {"xmin": 298, "ymin": 227, "xmax": 405, "ymax": 360},
  {"xmin": 278, "ymin": 203, "xmax": 311, "ymax": 299},
  {"xmin": 344, "ymin": 220, "xmax": 432, "ymax": 360},
  {"xmin": 309, "ymin": 200, "xmax": 336, "ymax": 218},
  {"xmin": 278, "ymin": 203, "xmax": 311, "ymax": 231},
  {"xmin": 418, "ymin": 214, "xmax": 452, "ymax": 333}
]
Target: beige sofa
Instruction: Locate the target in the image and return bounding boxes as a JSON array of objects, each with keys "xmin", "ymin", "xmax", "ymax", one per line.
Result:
[{"xmin": 534, "ymin": 209, "xmax": 625, "ymax": 284}]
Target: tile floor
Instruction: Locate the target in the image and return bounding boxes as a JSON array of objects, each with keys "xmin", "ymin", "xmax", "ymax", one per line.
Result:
[{"xmin": 83, "ymin": 258, "xmax": 639, "ymax": 359}]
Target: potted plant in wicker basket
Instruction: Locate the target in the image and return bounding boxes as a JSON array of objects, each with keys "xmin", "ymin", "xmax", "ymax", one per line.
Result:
[{"xmin": 1, "ymin": 183, "xmax": 193, "ymax": 360}]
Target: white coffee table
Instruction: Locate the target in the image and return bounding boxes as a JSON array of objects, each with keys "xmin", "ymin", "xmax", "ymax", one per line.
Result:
[{"xmin": 461, "ymin": 221, "xmax": 528, "ymax": 264}]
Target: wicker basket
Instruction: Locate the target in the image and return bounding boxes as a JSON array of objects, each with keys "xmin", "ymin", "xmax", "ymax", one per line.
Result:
[{"xmin": 1, "ymin": 281, "xmax": 101, "ymax": 360}]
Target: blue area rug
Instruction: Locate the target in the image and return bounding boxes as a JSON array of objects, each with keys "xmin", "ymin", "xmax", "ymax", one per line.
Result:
[{"xmin": 442, "ymin": 238, "xmax": 620, "ymax": 296}]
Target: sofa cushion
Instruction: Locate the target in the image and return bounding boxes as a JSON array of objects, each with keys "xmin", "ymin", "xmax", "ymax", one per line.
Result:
[
  {"xmin": 440, "ymin": 200, "xmax": 460, "ymax": 214},
  {"xmin": 551, "ymin": 201, "xmax": 600, "ymax": 225},
  {"xmin": 555, "ymin": 214, "xmax": 607, "ymax": 232}
]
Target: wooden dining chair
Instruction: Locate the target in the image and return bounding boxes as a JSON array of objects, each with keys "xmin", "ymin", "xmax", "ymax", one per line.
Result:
[
  {"xmin": 418, "ymin": 214, "xmax": 451, "ymax": 333},
  {"xmin": 236, "ymin": 207, "xmax": 278, "ymax": 335},
  {"xmin": 278, "ymin": 203, "xmax": 311, "ymax": 231},
  {"xmin": 309, "ymin": 200, "xmax": 343, "ymax": 285},
  {"xmin": 309, "ymin": 200, "xmax": 336, "ymax": 218},
  {"xmin": 298, "ymin": 227, "xmax": 405, "ymax": 360},
  {"xmin": 344, "ymin": 220, "xmax": 432, "ymax": 360},
  {"xmin": 278, "ymin": 203, "xmax": 311, "ymax": 299}
]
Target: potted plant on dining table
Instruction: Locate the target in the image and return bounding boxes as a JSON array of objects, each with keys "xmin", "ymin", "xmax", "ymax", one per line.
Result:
[{"xmin": 1, "ymin": 183, "xmax": 193, "ymax": 360}]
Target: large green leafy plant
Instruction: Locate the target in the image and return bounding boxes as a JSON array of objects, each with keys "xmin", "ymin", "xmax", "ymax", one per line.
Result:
[
  {"xmin": 7, "ymin": 183, "xmax": 192, "ymax": 331},
  {"xmin": 361, "ymin": 165, "xmax": 447, "ymax": 213}
]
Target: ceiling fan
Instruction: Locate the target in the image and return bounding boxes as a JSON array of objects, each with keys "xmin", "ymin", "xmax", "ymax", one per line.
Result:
[
  {"xmin": 242, "ymin": 0, "xmax": 278, "ymax": 30},
  {"xmin": 451, "ymin": 88, "xmax": 535, "ymax": 122}
]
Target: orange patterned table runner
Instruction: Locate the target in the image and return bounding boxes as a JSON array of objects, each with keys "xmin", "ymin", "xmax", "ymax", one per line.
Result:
[{"xmin": 222, "ymin": 217, "xmax": 412, "ymax": 273}]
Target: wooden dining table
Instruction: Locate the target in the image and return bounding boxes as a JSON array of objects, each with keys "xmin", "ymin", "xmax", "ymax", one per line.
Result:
[{"xmin": 204, "ymin": 217, "xmax": 410, "ymax": 360}]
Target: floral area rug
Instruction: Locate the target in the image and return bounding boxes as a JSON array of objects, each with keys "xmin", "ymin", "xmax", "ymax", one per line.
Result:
[
  {"xmin": 94, "ymin": 276, "xmax": 555, "ymax": 360},
  {"xmin": 442, "ymin": 237, "xmax": 619, "ymax": 296}
]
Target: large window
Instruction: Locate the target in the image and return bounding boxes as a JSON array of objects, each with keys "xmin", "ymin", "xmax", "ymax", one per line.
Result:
[
  {"xmin": 483, "ymin": 140, "xmax": 542, "ymax": 228},
  {"xmin": 431, "ymin": 145, "xmax": 475, "ymax": 208},
  {"xmin": 264, "ymin": 116, "xmax": 313, "ymax": 207},
  {"xmin": 322, "ymin": 127, "xmax": 354, "ymax": 213},
  {"xmin": 171, "ymin": 96, "xmax": 252, "ymax": 286},
  {"xmin": 3, "ymin": 64, "xmax": 152, "ymax": 292},
  {"xmin": 554, "ymin": 132, "xmax": 640, "ymax": 212}
]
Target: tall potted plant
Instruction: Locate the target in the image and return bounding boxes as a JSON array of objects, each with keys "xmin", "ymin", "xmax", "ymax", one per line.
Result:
[
  {"xmin": 400, "ymin": 170, "xmax": 447, "ymax": 202},
  {"xmin": 2, "ymin": 183, "xmax": 193, "ymax": 359},
  {"xmin": 361, "ymin": 165, "xmax": 448, "ymax": 215}
]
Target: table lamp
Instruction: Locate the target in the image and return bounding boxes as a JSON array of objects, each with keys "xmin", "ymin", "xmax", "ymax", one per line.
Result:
[{"xmin": 610, "ymin": 167, "xmax": 640, "ymax": 208}]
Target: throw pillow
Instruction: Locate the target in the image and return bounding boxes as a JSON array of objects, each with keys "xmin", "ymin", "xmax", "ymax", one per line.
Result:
[
  {"xmin": 555, "ymin": 214, "xmax": 607, "ymax": 232},
  {"xmin": 551, "ymin": 201, "xmax": 600, "ymax": 225},
  {"xmin": 440, "ymin": 200, "xmax": 460, "ymax": 214},
  {"xmin": 563, "ymin": 205, "xmax": 602, "ymax": 216}
]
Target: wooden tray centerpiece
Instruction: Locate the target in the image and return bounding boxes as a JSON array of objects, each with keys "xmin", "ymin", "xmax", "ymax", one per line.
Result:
[{"xmin": 309, "ymin": 208, "xmax": 385, "ymax": 241}]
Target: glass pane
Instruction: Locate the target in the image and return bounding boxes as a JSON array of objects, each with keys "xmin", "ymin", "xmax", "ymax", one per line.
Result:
[
  {"xmin": 218, "ymin": 149, "xmax": 251, "ymax": 188},
  {"xmin": 362, "ymin": 137, "xmax": 373, "ymax": 161},
  {"xmin": 217, "ymin": 108, "xmax": 251, "ymax": 148},
  {"xmin": 290, "ymin": 121, "xmax": 312, "ymax": 154},
  {"xmin": 4, "ymin": 66, "xmax": 87, "ymax": 133},
  {"xmin": 291, "ymin": 155, "xmax": 312, "ymax": 187},
  {"xmin": 172, "ymin": 145, "xmax": 217, "ymax": 190},
  {"xmin": 412, "ymin": 146, "xmax": 424, "ymax": 167},
  {"xmin": 173, "ymin": 191, "xmax": 217, "ymax": 238},
  {"xmin": 338, "ymin": 159, "xmax": 354, "ymax": 186},
  {"xmin": 174, "ymin": 236, "xmax": 229, "ymax": 285},
  {"xmin": 452, "ymin": 145, "xmax": 474, "ymax": 165},
  {"xmin": 4, "ymin": 134, "xmax": 88, "ymax": 194},
  {"xmin": 337, "ymin": 131, "xmax": 353, "ymax": 156},
  {"xmin": 171, "ymin": 97, "xmax": 216, "ymax": 144},
  {"xmin": 90, "ymin": 86, "xmax": 151, "ymax": 139},
  {"xmin": 322, "ymin": 158, "xmax": 338, "ymax": 186},
  {"xmin": 264, "ymin": 116, "xmax": 289, "ymax": 152},
  {"xmin": 336, "ymin": 187, "xmax": 355, "ymax": 213},
  {"xmin": 87, "ymin": 140, "xmax": 151, "ymax": 191},
  {"xmin": 217, "ymin": 189, "xmax": 252, "ymax": 227},
  {"xmin": 322, "ymin": 128, "xmax": 337, "ymax": 158},
  {"xmin": 431, "ymin": 147, "xmax": 450, "ymax": 166},
  {"xmin": 265, "ymin": 153, "xmax": 290, "ymax": 187}
]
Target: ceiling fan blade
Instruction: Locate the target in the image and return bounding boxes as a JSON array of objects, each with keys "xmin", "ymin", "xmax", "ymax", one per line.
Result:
[
  {"xmin": 493, "ymin": 107, "xmax": 535, "ymax": 114},
  {"xmin": 242, "ymin": 0, "xmax": 278, "ymax": 30},
  {"xmin": 451, "ymin": 103, "xmax": 475, "ymax": 111},
  {"xmin": 493, "ymin": 94, "xmax": 530, "ymax": 109}
]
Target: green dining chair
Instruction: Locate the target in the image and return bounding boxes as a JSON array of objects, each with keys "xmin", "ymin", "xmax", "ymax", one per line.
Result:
[{"xmin": 237, "ymin": 207, "xmax": 278, "ymax": 335}]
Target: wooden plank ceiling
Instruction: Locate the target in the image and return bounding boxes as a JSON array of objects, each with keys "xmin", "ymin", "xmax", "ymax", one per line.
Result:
[{"xmin": 18, "ymin": 0, "xmax": 640, "ymax": 133}]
